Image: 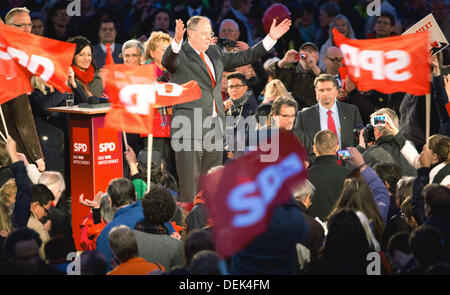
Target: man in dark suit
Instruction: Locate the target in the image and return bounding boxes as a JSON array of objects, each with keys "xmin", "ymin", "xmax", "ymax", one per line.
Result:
[
  {"xmin": 307, "ymin": 130, "xmax": 352, "ymax": 221},
  {"xmin": 162, "ymin": 15, "xmax": 291, "ymax": 203},
  {"xmin": 93, "ymin": 19, "xmax": 123, "ymax": 68},
  {"xmin": 174, "ymin": 0, "xmax": 214, "ymax": 25},
  {"xmin": 293, "ymin": 73, "xmax": 363, "ymax": 162}
]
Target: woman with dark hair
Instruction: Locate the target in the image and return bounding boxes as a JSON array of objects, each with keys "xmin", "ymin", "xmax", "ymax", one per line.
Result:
[
  {"xmin": 328, "ymin": 178, "xmax": 385, "ymax": 242},
  {"xmin": 303, "ymin": 209, "xmax": 375, "ymax": 275},
  {"xmin": 132, "ymin": 186, "xmax": 183, "ymax": 271},
  {"xmin": 67, "ymin": 36, "xmax": 104, "ymax": 104},
  {"xmin": 146, "ymin": 8, "xmax": 173, "ymax": 36}
]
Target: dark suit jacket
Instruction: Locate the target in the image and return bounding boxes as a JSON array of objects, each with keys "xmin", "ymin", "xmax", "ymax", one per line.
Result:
[
  {"xmin": 0, "ymin": 94, "xmax": 43, "ymax": 163},
  {"xmin": 307, "ymin": 155, "xmax": 353, "ymax": 221},
  {"xmin": 293, "ymin": 101, "xmax": 363, "ymax": 160},
  {"xmin": 93, "ymin": 43, "xmax": 123, "ymax": 69},
  {"xmin": 174, "ymin": 6, "xmax": 214, "ymax": 27},
  {"xmin": 162, "ymin": 40, "xmax": 268, "ymax": 140}
]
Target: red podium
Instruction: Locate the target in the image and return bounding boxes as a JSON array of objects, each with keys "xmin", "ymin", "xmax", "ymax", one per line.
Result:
[{"xmin": 48, "ymin": 105, "xmax": 123, "ymax": 250}]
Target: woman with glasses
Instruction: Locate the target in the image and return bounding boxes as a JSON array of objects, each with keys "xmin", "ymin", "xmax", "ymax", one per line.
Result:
[
  {"xmin": 67, "ymin": 36, "xmax": 104, "ymax": 104},
  {"xmin": 121, "ymin": 39, "xmax": 145, "ymax": 66}
]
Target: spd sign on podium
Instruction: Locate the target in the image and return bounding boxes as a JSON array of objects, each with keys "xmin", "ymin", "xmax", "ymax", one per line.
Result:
[{"xmin": 69, "ymin": 112, "xmax": 123, "ymax": 250}]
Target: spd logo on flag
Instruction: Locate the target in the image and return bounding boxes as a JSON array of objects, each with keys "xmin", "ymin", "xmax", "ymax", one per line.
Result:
[
  {"xmin": 199, "ymin": 131, "xmax": 309, "ymax": 258},
  {"xmin": 101, "ymin": 64, "xmax": 201, "ymax": 134},
  {"xmin": 333, "ymin": 28, "xmax": 430, "ymax": 96},
  {"xmin": 0, "ymin": 23, "xmax": 75, "ymax": 102}
]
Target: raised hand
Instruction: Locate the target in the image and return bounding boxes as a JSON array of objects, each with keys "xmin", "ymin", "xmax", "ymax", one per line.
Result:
[
  {"xmin": 346, "ymin": 146, "xmax": 366, "ymax": 169},
  {"xmin": 79, "ymin": 191, "xmax": 104, "ymax": 209},
  {"xmin": 174, "ymin": 19, "xmax": 186, "ymax": 44},
  {"xmin": 6, "ymin": 136, "xmax": 19, "ymax": 163},
  {"xmin": 278, "ymin": 49, "xmax": 299, "ymax": 67},
  {"xmin": 268, "ymin": 18, "xmax": 292, "ymax": 40},
  {"xmin": 35, "ymin": 158, "xmax": 45, "ymax": 172},
  {"xmin": 444, "ymin": 74, "xmax": 450, "ymax": 102}
]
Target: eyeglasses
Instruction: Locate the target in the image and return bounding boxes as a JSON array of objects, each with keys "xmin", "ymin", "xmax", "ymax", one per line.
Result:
[
  {"xmin": 327, "ymin": 56, "xmax": 343, "ymax": 62},
  {"xmin": 228, "ymin": 84, "xmax": 245, "ymax": 89},
  {"xmin": 122, "ymin": 54, "xmax": 140, "ymax": 59},
  {"xmin": 40, "ymin": 204, "xmax": 49, "ymax": 215},
  {"xmin": 13, "ymin": 23, "xmax": 33, "ymax": 29}
]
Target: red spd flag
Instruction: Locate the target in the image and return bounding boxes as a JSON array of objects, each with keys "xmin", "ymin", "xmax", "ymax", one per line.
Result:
[
  {"xmin": 199, "ymin": 131, "xmax": 309, "ymax": 258},
  {"xmin": 0, "ymin": 23, "xmax": 75, "ymax": 102},
  {"xmin": 101, "ymin": 64, "xmax": 201, "ymax": 134},
  {"xmin": 333, "ymin": 28, "xmax": 430, "ymax": 95}
]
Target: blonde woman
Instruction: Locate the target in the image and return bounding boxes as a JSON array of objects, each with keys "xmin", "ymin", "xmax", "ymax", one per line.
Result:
[
  {"xmin": 143, "ymin": 31, "xmax": 176, "ymax": 177},
  {"xmin": 262, "ymin": 79, "xmax": 292, "ymax": 104}
]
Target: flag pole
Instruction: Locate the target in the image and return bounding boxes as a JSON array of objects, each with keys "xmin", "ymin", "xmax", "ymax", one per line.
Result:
[
  {"xmin": 147, "ymin": 134, "xmax": 153, "ymax": 192},
  {"xmin": 0, "ymin": 105, "xmax": 9, "ymax": 141},
  {"xmin": 122, "ymin": 131, "xmax": 129, "ymax": 150},
  {"xmin": 426, "ymin": 93, "xmax": 430, "ymax": 148}
]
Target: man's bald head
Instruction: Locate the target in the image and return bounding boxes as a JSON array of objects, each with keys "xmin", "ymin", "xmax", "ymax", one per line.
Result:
[{"xmin": 324, "ymin": 46, "xmax": 343, "ymax": 75}]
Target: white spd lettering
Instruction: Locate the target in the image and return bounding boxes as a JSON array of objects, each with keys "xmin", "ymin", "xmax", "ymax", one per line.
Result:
[
  {"xmin": 0, "ymin": 43, "xmax": 55, "ymax": 81},
  {"xmin": 119, "ymin": 84, "xmax": 156, "ymax": 115},
  {"xmin": 340, "ymin": 44, "xmax": 411, "ymax": 81},
  {"xmin": 227, "ymin": 153, "xmax": 303, "ymax": 227},
  {"xmin": 119, "ymin": 83, "xmax": 183, "ymax": 114},
  {"xmin": 99, "ymin": 142, "xmax": 115, "ymax": 153},
  {"xmin": 74, "ymin": 143, "xmax": 87, "ymax": 152}
]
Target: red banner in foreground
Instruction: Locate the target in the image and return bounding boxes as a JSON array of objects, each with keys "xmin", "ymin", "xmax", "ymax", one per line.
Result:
[{"xmin": 199, "ymin": 131, "xmax": 309, "ymax": 258}]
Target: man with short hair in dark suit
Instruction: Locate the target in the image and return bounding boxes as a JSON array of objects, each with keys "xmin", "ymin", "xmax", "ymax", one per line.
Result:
[
  {"xmin": 162, "ymin": 16, "xmax": 291, "ymax": 203},
  {"xmin": 93, "ymin": 19, "xmax": 123, "ymax": 68},
  {"xmin": 307, "ymin": 130, "xmax": 352, "ymax": 221},
  {"xmin": 293, "ymin": 73, "xmax": 363, "ymax": 162}
]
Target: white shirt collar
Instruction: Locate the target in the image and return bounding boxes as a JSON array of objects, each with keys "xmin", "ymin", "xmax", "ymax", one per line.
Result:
[
  {"xmin": 188, "ymin": 5, "xmax": 202, "ymax": 16},
  {"xmin": 319, "ymin": 100, "xmax": 338, "ymax": 114},
  {"xmin": 100, "ymin": 43, "xmax": 115, "ymax": 53}
]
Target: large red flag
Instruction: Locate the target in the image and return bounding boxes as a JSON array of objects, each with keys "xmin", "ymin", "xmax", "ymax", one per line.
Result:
[
  {"xmin": 0, "ymin": 23, "xmax": 76, "ymax": 102},
  {"xmin": 333, "ymin": 28, "xmax": 430, "ymax": 95},
  {"xmin": 199, "ymin": 131, "xmax": 309, "ymax": 258},
  {"xmin": 101, "ymin": 64, "xmax": 201, "ymax": 134}
]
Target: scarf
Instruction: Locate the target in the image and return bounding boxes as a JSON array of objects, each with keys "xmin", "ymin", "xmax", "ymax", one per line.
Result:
[
  {"xmin": 72, "ymin": 64, "xmax": 94, "ymax": 85},
  {"xmin": 134, "ymin": 219, "xmax": 169, "ymax": 235}
]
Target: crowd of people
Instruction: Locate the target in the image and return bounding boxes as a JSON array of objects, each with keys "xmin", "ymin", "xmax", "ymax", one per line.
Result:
[{"xmin": 0, "ymin": 0, "xmax": 449, "ymax": 275}]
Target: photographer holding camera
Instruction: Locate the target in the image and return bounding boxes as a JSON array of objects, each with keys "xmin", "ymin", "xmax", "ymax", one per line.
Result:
[
  {"xmin": 268, "ymin": 42, "xmax": 322, "ymax": 109},
  {"xmin": 214, "ymin": 19, "xmax": 248, "ymax": 53},
  {"xmin": 359, "ymin": 108, "xmax": 417, "ymax": 177}
]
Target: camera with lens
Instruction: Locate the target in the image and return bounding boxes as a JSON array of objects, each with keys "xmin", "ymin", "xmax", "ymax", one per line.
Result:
[
  {"xmin": 353, "ymin": 124, "xmax": 375, "ymax": 146},
  {"xmin": 217, "ymin": 38, "xmax": 237, "ymax": 48}
]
